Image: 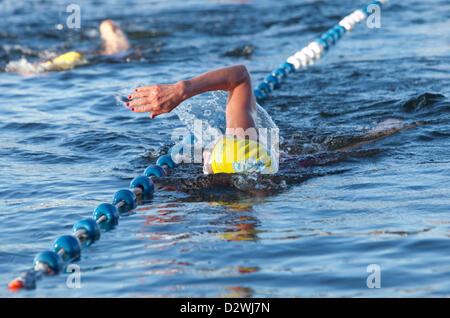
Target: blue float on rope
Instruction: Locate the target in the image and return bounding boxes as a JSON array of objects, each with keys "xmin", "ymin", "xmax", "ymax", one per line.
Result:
[
  {"xmin": 319, "ymin": 33, "xmax": 333, "ymax": 47},
  {"xmin": 112, "ymin": 189, "xmax": 137, "ymax": 213},
  {"xmin": 328, "ymin": 28, "xmax": 340, "ymax": 40},
  {"xmin": 272, "ymin": 68, "xmax": 287, "ymax": 79},
  {"xmin": 72, "ymin": 219, "xmax": 101, "ymax": 246},
  {"xmin": 144, "ymin": 164, "xmax": 167, "ymax": 178},
  {"xmin": 257, "ymin": 82, "xmax": 271, "ymax": 94},
  {"xmin": 52, "ymin": 235, "xmax": 82, "ymax": 262},
  {"xmin": 253, "ymin": 89, "xmax": 266, "ymax": 100},
  {"xmin": 156, "ymin": 154, "xmax": 176, "ymax": 169},
  {"xmin": 93, "ymin": 203, "xmax": 119, "ymax": 230},
  {"xmin": 130, "ymin": 176, "xmax": 154, "ymax": 196},
  {"xmin": 330, "ymin": 27, "xmax": 341, "ymax": 40},
  {"xmin": 264, "ymin": 74, "xmax": 280, "ymax": 89},
  {"xmin": 33, "ymin": 251, "xmax": 63, "ymax": 275},
  {"xmin": 281, "ymin": 62, "xmax": 295, "ymax": 73},
  {"xmin": 334, "ymin": 25, "xmax": 346, "ymax": 36},
  {"xmin": 325, "ymin": 30, "xmax": 337, "ymax": 44},
  {"xmin": 317, "ymin": 38, "xmax": 329, "ymax": 51}
]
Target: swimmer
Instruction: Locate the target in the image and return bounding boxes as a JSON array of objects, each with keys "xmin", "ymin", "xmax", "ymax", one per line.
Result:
[
  {"xmin": 127, "ymin": 65, "xmax": 278, "ymax": 175},
  {"xmin": 99, "ymin": 19, "xmax": 131, "ymax": 56},
  {"xmin": 127, "ymin": 65, "xmax": 422, "ymax": 176},
  {"xmin": 5, "ymin": 19, "xmax": 130, "ymax": 73}
]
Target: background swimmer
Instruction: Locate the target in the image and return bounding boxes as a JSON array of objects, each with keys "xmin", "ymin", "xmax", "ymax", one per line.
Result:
[
  {"xmin": 99, "ymin": 19, "xmax": 131, "ymax": 56},
  {"xmin": 5, "ymin": 19, "xmax": 130, "ymax": 73}
]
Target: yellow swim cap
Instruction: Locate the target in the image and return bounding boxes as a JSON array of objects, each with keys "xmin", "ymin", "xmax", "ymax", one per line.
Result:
[
  {"xmin": 210, "ymin": 136, "xmax": 276, "ymax": 174},
  {"xmin": 42, "ymin": 51, "xmax": 86, "ymax": 71}
]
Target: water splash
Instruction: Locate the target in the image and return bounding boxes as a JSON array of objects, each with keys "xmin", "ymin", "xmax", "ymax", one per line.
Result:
[
  {"xmin": 173, "ymin": 90, "xmax": 280, "ymax": 153},
  {"xmin": 5, "ymin": 57, "xmax": 46, "ymax": 74}
]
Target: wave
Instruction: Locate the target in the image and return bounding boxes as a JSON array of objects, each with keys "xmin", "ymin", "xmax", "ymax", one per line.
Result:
[
  {"xmin": 402, "ymin": 93, "xmax": 446, "ymax": 113},
  {"xmin": 4, "ymin": 57, "xmax": 47, "ymax": 74}
]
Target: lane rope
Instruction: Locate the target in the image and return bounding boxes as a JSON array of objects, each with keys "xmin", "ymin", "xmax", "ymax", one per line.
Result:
[
  {"xmin": 254, "ymin": 0, "xmax": 388, "ymax": 100},
  {"xmin": 8, "ymin": 0, "xmax": 388, "ymax": 291}
]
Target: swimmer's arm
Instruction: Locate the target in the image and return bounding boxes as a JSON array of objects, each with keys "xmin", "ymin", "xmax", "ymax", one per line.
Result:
[
  {"xmin": 181, "ymin": 64, "xmax": 250, "ymax": 98},
  {"xmin": 128, "ymin": 65, "xmax": 255, "ymax": 125}
]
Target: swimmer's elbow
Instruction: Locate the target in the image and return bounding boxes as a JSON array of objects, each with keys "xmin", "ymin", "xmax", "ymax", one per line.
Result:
[
  {"xmin": 229, "ymin": 65, "xmax": 250, "ymax": 90},
  {"xmin": 236, "ymin": 64, "xmax": 250, "ymax": 83}
]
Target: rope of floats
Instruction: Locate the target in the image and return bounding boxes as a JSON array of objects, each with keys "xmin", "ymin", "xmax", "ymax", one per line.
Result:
[
  {"xmin": 254, "ymin": 0, "xmax": 388, "ymax": 101},
  {"xmin": 8, "ymin": 0, "xmax": 388, "ymax": 291}
]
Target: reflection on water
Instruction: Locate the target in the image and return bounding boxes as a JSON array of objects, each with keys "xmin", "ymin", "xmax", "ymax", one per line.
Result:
[
  {"xmin": 136, "ymin": 200, "xmax": 262, "ymax": 297},
  {"xmin": 213, "ymin": 202, "xmax": 261, "ymax": 242}
]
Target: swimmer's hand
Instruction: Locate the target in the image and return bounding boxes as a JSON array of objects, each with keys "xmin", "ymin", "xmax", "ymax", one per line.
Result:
[{"xmin": 127, "ymin": 82, "xmax": 186, "ymax": 119}]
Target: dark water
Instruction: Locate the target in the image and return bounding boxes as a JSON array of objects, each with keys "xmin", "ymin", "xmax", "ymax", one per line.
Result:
[{"xmin": 0, "ymin": 0, "xmax": 449, "ymax": 297}]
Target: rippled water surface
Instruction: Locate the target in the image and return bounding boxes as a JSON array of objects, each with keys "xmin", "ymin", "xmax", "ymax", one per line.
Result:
[{"xmin": 0, "ymin": 0, "xmax": 449, "ymax": 297}]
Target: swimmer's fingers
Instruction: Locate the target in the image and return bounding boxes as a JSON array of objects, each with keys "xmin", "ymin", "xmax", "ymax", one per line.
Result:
[
  {"xmin": 134, "ymin": 85, "xmax": 154, "ymax": 92},
  {"xmin": 128, "ymin": 91, "xmax": 154, "ymax": 100},
  {"xmin": 149, "ymin": 110, "xmax": 162, "ymax": 119},
  {"xmin": 131, "ymin": 104, "xmax": 155, "ymax": 113},
  {"xmin": 127, "ymin": 97, "xmax": 155, "ymax": 108},
  {"xmin": 132, "ymin": 105, "xmax": 161, "ymax": 119}
]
